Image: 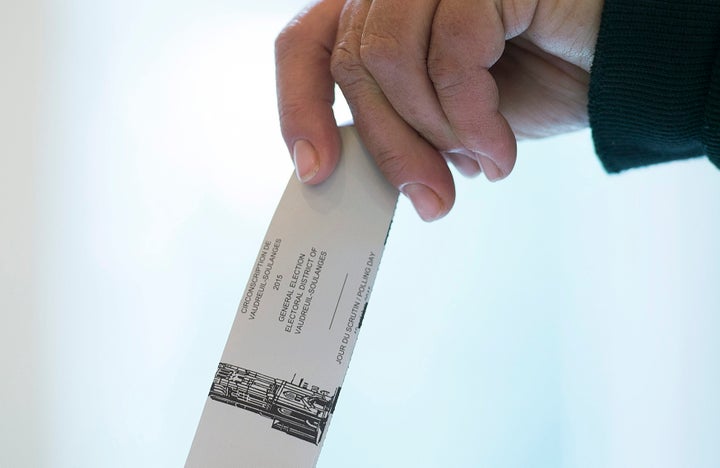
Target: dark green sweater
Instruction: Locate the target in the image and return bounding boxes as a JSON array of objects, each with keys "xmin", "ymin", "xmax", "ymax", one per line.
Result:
[{"xmin": 589, "ymin": 0, "xmax": 720, "ymax": 172}]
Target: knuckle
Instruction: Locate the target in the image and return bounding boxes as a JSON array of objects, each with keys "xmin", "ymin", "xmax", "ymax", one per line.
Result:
[
  {"xmin": 374, "ymin": 148, "xmax": 410, "ymax": 184},
  {"xmin": 359, "ymin": 31, "xmax": 404, "ymax": 70},
  {"xmin": 329, "ymin": 43, "xmax": 353, "ymax": 77},
  {"xmin": 330, "ymin": 44, "xmax": 367, "ymax": 89},
  {"xmin": 277, "ymin": 98, "xmax": 307, "ymax": 123},
  {"xmin": 427, "ymin": 57, "xmax": 467, "ymax": 96}
]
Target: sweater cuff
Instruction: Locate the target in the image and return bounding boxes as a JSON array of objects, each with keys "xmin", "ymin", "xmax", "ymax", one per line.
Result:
[
  {"xmin": 703, "ymin": 52, "xmax": 720, "ymax": 170},
  {"xmin": 588, "ymin": 0, "xmax": 720, "ymax": 173}
]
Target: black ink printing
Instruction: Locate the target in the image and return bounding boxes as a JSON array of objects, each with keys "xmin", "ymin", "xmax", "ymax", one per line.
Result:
[
  {"xmin": 279, "ymin": 248, "xmax": 327, "ymax": 334},
  {"xmin": 240, "ymin": 238, "xmax": 282, "ymax": 319},
  {"xmin": 209, "ymin": 363, "xmax": 339, "ymax": 445}
]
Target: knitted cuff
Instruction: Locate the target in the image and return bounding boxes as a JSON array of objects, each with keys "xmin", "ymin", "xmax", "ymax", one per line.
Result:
[
  {"xmin": 588, "ymin": 0, "xmax": 720, "ymax": 172},
  {"xmin": 703, "ymin": 53, "xmax": 720, "ymax": 170}
]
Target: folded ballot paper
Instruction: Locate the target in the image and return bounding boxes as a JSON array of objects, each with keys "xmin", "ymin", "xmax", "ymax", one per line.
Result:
[{"xmin": 186, "ymin": 126, "xmax": 399, "ymax": 467}]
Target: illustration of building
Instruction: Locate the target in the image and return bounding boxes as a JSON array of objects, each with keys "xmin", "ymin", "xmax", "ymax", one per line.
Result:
[{"xmin": 208, "ymin": 362, "xmax": 340, "ymax": 445}]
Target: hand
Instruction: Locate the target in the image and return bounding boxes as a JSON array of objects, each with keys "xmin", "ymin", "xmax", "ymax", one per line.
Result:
[{"xmin": 276, "ymin": 0, "xmax": 603, "ymax": 221}]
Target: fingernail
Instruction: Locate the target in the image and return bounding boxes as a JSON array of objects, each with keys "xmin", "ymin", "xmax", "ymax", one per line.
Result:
[
  {"xmin": 400, "ymin": 183, "xmax": 444, "ymax": 222},
  {"xmin": 477, "ymin": 155, "xmax": 506, "ymax": 182},
  {"xmin": 293, "ymin": 139, "xmax": 319, "ymax": 183},
  {"xmin": 442, "ymin": 150, "xmax": 482, "ymax": 177}
]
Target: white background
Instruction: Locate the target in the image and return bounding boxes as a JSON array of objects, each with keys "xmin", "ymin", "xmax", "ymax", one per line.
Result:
[{"xmin": 2, "ymin": 1, "xmax": 719, "ymax": 467}]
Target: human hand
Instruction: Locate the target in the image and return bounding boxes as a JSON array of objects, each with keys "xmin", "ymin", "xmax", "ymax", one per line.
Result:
[{"xmin": 276, "ymin": 0, "xmax": 603, "ymax": 221}]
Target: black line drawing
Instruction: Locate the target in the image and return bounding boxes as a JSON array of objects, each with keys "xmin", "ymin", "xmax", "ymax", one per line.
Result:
[{"xmin": 209, "ymin": 362, "xmax": 340, "ymax": 445}]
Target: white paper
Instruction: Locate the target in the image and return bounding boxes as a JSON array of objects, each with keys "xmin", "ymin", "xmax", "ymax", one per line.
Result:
[{"xmin": 186, "ymin": 126, "xmax": 398, "ymax": 467}]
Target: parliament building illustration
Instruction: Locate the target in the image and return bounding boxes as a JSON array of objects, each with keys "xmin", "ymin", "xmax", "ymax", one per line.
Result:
[{"xmin": 209, "ymin": 362, "xmax": 340, "ymax": 445}]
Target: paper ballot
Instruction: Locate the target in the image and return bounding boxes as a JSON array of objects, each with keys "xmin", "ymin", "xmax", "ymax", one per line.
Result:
[{"xmin": 186, "ymin": 126, "xmax": 398, "ymax": 467}]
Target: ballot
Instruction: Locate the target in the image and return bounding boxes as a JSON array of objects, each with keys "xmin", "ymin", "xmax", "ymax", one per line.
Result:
[{"xmin": 186, "ymin": 126, "xmax": 398, "ymax": 467}]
